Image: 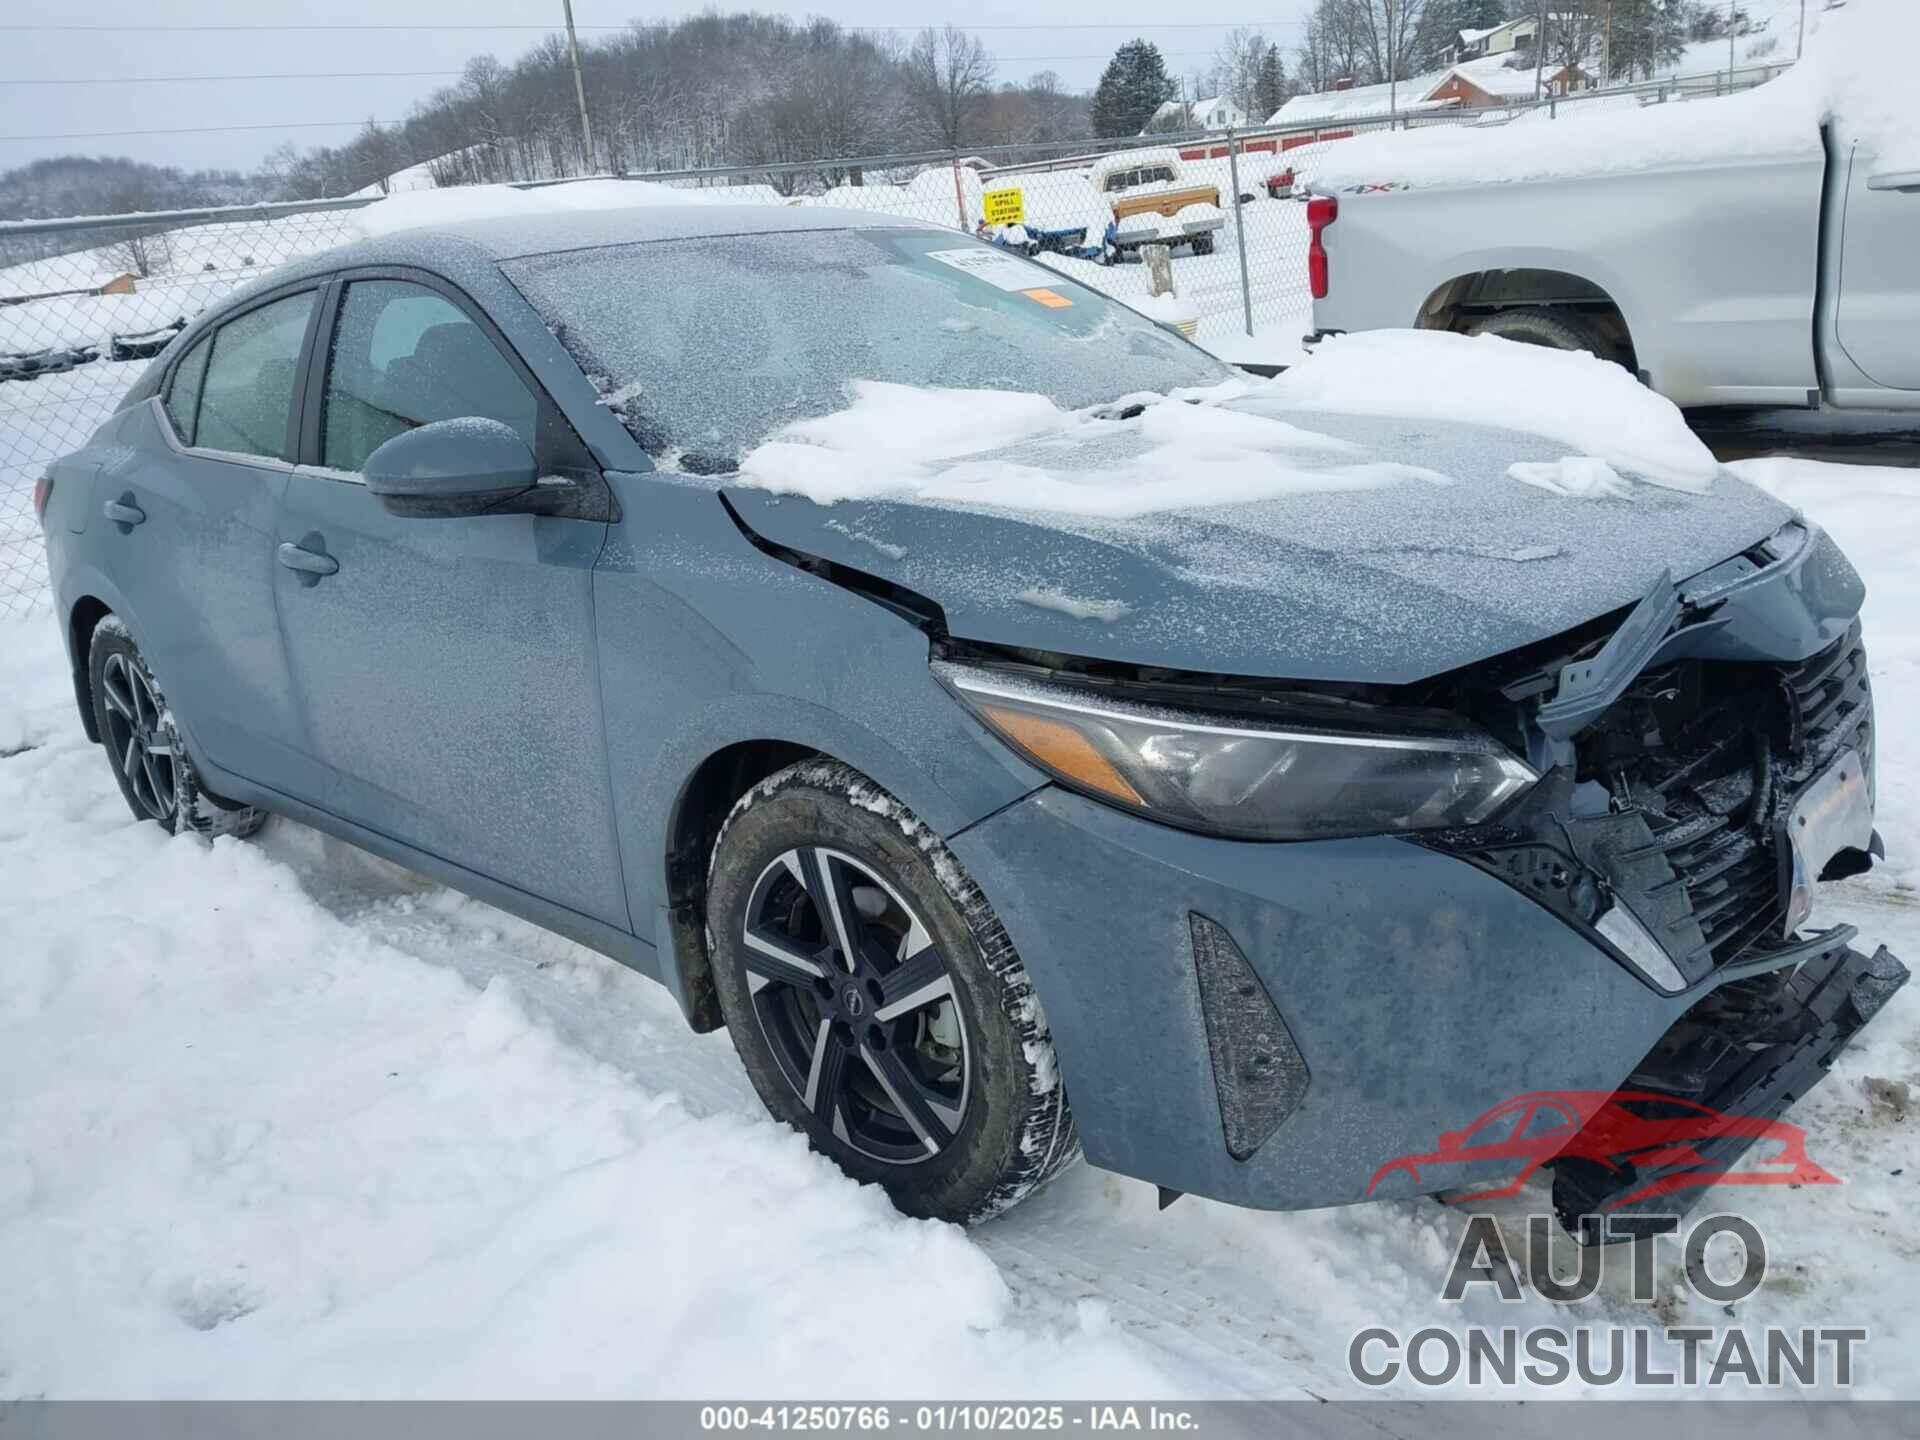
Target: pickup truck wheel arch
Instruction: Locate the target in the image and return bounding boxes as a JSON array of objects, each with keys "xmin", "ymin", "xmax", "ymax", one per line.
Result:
[{"xmin": 1419, "ymin": 269, "xmax": 1637, "ymax": 371}]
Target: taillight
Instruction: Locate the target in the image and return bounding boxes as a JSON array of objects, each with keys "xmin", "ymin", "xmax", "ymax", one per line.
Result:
[
  {"xmin": 32, "ymin": 474, "xmax": 52, "ymax": 526},
  {"xmin": 1306, "ymin": 195, "xmax": 1338, "ymax": 300}
]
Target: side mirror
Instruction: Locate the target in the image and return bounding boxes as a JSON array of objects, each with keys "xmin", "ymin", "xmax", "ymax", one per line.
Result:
[{"xmin": 363, "ymin": 417, "xmax": 537, "ymax": 518}]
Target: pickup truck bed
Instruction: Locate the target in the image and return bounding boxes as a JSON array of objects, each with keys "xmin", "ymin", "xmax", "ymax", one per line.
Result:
[{"xmin": 1304, "ymin": 117, "xmax": 1919, "ymax": 413}]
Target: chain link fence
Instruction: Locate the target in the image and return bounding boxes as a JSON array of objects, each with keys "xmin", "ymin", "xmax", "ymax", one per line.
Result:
[
  {"xmin": 0, "ymin": 61, "xmax": 1789, "ymax": 622},
  {"xmin": 1, "ymin": 201, "xmax": 372, "ymax": 619}
]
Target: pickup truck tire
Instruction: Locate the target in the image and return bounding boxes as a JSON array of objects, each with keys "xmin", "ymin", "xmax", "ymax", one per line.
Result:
[{"xmin": 1467, "ymin": 307, "xmax": 1610, "ymax": 358}]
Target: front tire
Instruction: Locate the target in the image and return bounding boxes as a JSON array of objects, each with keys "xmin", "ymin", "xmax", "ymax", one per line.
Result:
[
  {"xmin": 87, "ymin": 617, "xmax": 266, "ymax": 838},
  {"xmin": 707, "ymin": 759, "xmax": 1077, "ymax": 1223}
]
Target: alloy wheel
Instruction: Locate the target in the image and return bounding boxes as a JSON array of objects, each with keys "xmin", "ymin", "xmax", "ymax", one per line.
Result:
[
  {"xmin": 742, "ymin": 847, "xmax": 970, "ymax": 1164},
  {"xmin": 100, "ymin": 651, "xmax": 177, "ymax": 823}
]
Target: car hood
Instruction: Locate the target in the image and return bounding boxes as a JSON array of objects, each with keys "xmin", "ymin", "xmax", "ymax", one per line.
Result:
[{"xmin": 721, "ymin": 403, "xmax": 1793, "ymax": 685}]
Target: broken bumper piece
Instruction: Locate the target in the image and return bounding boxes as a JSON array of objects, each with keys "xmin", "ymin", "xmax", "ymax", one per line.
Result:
[{"xmin": 1552, "ymin": 936, "xmax": 1909, "ymax": 1243}]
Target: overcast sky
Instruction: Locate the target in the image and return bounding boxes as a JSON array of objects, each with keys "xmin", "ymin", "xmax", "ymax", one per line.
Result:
[{"xmin": 2, "ymin": 0, "xmax": 1317, "ymax": 174}]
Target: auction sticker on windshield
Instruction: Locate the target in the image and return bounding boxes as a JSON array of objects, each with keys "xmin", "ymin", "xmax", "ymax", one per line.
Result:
[{"xmin": 925, "ymin": 247, "xmax": 1055, "ymax": 291}]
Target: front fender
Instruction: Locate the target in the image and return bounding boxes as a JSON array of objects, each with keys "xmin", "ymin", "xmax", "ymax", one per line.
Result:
[{"xmin": 591, "ymin": 472, "xmax": 1047, "ymax": 930}]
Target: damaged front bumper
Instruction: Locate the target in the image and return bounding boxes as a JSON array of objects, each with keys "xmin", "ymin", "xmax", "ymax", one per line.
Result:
[
  {"xmin": 947, "ymin": 519, "xmax": 1908, "ymax": 1230},
  {"xmin": 1555, "ymin": 936, "xmax": 1907, "ymax": 1239}
]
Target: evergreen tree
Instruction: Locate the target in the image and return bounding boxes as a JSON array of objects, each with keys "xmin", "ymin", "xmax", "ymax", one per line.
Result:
[
  {"xmin": 1090, "ymin": 40, "xmax": 1180, "ymax": 138},
  {"xmin": 1252, "ymin": 47, "xmax": 1288, "ymax": 119},
  {"xmin": 1609, "ymin": 0, "xmax": 1690, "ymax": 80}
]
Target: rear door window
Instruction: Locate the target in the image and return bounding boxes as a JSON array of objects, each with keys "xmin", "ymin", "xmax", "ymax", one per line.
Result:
[
  {"xmin": 195, "ymin": 291, "xmax": 317, "ymax": 463},
  {"xmin": 321, "ymin": 279, "xmax": 538, "ymax": 473},
  {"xmin": 163, "ymin": 334, "xmax": 211, "ymax": 444}
]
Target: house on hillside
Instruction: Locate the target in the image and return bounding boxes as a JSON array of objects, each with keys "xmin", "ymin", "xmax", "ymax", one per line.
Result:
[
  {"xmin": 1265, "ymin": 53, "xmax": 1589, "ymax": 147},
  {"xmin": 1429, "ymin": 52, "xmax": 1590, "ymax": 107},
  {"xmin": 1142, "ymin": 95, "xmax": 1247, "ymax": 135},
  {"xmin": 1265, "ymin": 73, "xmax": 1456, "ymax": 143},
  {"xmin": 1445, "ymin": 16, "xmax": 1541, "ymax": 66}
]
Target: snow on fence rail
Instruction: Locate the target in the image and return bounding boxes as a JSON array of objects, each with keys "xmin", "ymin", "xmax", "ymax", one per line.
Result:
[{"xmin": 0, "ymin": 63, "xmax": 1792, "ymax": 621}]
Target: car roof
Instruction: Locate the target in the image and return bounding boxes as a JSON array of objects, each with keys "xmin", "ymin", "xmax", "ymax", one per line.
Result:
[
  {"xmin": 384, "ymin": 201, "xmax": 908, "ymax": 262},
  {"xmin": 290, "ymin": 202, "xmax": 912, "ymax": 282},
  {"xmin": 174, "ymin": 201, "xmax": 923, "ymax": 351}
]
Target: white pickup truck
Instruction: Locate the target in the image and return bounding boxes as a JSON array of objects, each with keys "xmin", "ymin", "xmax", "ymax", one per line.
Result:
[{"xmin": 1299, "ymin": 74, "xmax": 1918, "ymax": 413}]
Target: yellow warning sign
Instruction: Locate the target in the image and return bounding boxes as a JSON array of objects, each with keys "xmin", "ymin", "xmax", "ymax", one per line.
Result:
[{"xmin": 981, "ymin": 187, "xmax": 1025, "ymax": 226}]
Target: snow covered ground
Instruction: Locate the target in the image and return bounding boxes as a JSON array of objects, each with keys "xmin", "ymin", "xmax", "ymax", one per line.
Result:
[{"xmin": 3, "ymin": 452, "xmax": 1918, "ymax": 1399}]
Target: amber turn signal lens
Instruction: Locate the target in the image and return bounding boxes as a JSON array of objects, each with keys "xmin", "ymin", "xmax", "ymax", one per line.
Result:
[{"xmin": 979, "ymin": 703, "xmax": 1144, "ymax": 806}]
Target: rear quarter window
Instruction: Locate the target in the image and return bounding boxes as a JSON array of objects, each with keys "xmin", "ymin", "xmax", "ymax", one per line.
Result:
[{"xmin": 163, "ymin": 335, "xmax": 211, "ymax": 445}]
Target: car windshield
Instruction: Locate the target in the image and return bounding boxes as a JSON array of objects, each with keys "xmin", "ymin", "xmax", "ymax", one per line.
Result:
[{"xmin": 502, "ymin": 227, "xmax": 1228, "ymax": 469}]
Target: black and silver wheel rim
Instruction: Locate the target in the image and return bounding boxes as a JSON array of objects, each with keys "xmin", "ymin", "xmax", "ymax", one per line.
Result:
[
  {"xmin": 100, "ymin": 651, "xmax": 177, "ymax": 823},
  {"xmin": 742, "ymin": 848, "xmax": 970, "ymax": 1165}
]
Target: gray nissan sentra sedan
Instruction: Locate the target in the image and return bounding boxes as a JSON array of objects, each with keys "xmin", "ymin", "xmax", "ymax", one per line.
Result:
[{"xmin": 35, "ymin": 205, "xmax": 1905, "ymax": 1229}]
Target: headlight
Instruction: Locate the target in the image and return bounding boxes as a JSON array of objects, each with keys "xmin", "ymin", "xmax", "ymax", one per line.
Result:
[{"xmin": 936, "ymin": 661, "xmax": 1538, "ymax": 841}]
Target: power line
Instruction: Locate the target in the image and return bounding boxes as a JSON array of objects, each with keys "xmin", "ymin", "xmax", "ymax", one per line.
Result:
[
  {"xmin": 0, "ymin": 72, "xmax": 469, "ymax": 86},
  {"xmin": 1, "ymin": 19, "xmax": 1307, "ymax": 32},
  {"xmin": 0, "ymin": 120, "xmax": 408, "ymax": 143},
  {"xmin": 0, "ymin": 50, "xmax": 1227, "ymax": 86}
]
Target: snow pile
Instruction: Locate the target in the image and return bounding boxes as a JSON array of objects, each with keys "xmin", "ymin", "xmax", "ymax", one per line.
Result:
[
  {"xmin": 1301, "ymin": 0, "xmax": 1915, "ymax": 189},
  {"xmin": 1507, "ymin": 456, "xmax": 1633, "ymax": 499},
  {"xmin": 0, "ymin": 615, "xmax": 1187, "ymax": 1398},
  {"xmin": 1817, "ymin": 0, "xmax": 1920, "ymax": 169},
  {"xmin": 1015, "ymin": 587, "xmax": 1133, "ymax": 623},
  {"xmin": 735, "ymin": 380, "xmax": 1446, "ymax": 519},
  {"xmin": 1128, "ymin": 291, "xmax": 1201, "ymax": 331},
  {"xmin": 1268, "ymin": 329, "xmax": 1720, "ymax": 492}
]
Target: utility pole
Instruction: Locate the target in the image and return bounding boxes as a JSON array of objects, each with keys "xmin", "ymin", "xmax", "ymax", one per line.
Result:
[
  {"xmin": 1797, "ymin": 0, "xmax": 1807, "ymax": 60},
  {"xmin": 1603, "ymin": 0, "xmax": 1614, "ymax": 88},
  {"xmin": 1728, "ymin": 0, "xmax": 1738, "ymax": 87},
  {"xmin": 561, "ymin": 0, "xmax": 595, "ymax": 174},
  {"xmin": 1386, "ymin": 0, "xmax": 1397, "ymax": 130},
  {"xmin": 1533, "ymin": 3, "xmax": 1548, "ymax": 102}
]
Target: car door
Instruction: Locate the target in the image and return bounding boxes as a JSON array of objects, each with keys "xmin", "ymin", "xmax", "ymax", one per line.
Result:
[
  {"xmin": 96, "ymin": 285, "xmax": 331, "ymax": 798},
  {"xmin": 1834, "ymin": 137, "xmax": 1920, "ymax": 391},
  {"xmin": 271, "ymin": 270, "xmax": 628, "ymax": 928}
]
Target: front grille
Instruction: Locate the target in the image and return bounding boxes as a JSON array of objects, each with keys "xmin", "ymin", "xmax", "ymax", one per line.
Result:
[{"xmin": 1577, "ymin": 624, "xmax": 1871, "ymax": 972}]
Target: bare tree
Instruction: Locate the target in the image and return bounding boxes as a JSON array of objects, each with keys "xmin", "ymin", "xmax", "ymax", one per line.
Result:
[
  {"xmin": 357, "ymin": 120, "xmax": 404, "ymax": 195},
  {"xmin": 1350, "ymin": 0, "xmax": 1428, "ymax": 90},
  {"xmin": 106, "ymin": 227, "xmax": 171, "ymax": 279},
  {"xmin": 901, "ymin": 25, "xmax": 996, "ymax": 150},
  {"xmin": 1208, "ymin": 28, "xmax": 1282, "ymax": 115}
]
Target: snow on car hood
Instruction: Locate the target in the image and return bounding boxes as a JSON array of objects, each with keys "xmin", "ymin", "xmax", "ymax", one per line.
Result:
[{"xmin": 722, "ymin": 376, "xmax": 1790, "ymax": 684}]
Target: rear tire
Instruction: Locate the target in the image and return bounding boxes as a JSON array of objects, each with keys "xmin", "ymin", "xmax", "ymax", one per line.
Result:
[
  {"xmin": 87, "ymin": 617, "xmax": 266, "ymax": 839},
  {"xmin": 706, "ymin": 758, "xmax": 1078, "ymax": 1223},
  {"xmin": 1190, "ymin": 234, "xmax": 1215, "ymax": 256},
  {"xmin": 1467, "ymin": 306, "xmax": 1610, "ymax": 358}
]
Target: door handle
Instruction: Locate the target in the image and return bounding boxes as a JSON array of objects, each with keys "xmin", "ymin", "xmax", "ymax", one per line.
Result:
[
  {"xmin": 277, "ymin": 538, "xmax": 339, "ymax": 583},
  {"xmin": 1867, "ymin": 170, "xmax": 1920, "ymax": 193},
  {"xmin": 102, "ymin": 495, "xmax": 145, "ymax": 528}
]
